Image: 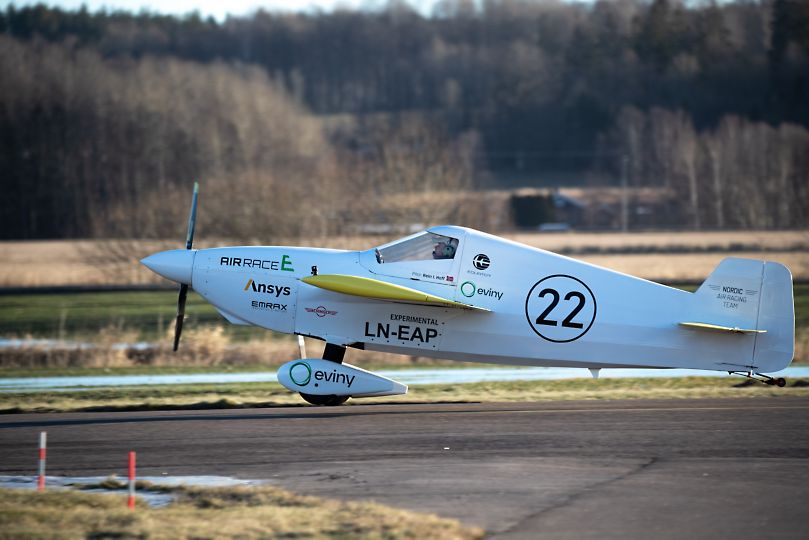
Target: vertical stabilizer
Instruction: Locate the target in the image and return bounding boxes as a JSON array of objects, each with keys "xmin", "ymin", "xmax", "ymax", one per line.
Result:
[
  {"xmin": 692, "ymin": 258, "xmax": 765, "ymax": 331},
  {"xmin": 690, "ymin": 257, "xmax": 794, "ymax": 373}
]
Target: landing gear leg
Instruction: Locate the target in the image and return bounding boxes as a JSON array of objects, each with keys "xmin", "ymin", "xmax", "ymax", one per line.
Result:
[
  {"xmin": 300, "ymin": 343, "xmax": 350, "ymax": 406},
  {"xmin": 322, "ymin": 343, "xmax": 346, "ymax": 364},
  {"xmin": 729, "ymin": 371, "xmax": 787, "ymax": 387}
]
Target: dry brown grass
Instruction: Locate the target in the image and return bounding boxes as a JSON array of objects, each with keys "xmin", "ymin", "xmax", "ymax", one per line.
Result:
[
  {"xmin": 0, "ymin": 484, "xmax": 483, "ymax": 540},
  {"xmin": 1, "ymin": 231, "xmax": 807, "ymax": 287},
  {"xmin": 796, "ymin": 329, "xmax": 809, "ymax": 364},
  {"xmin": 577, "ymin": 252, "xmax": 809, "ymax": 282},
  {"xmin": 510, "ymin": 230, "xmax": 809, "ymax": 252},
  {"xmin": 0, "ymin": 330, "xmax": 457, "ymax": 370}
]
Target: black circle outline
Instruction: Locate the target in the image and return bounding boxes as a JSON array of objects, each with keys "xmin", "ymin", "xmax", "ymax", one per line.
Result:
[{"xmin": 524, "ymin": 274, "xmax": 597, "ymax": 343}]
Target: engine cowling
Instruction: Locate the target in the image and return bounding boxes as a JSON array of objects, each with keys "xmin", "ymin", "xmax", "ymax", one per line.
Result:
[{"xmin": 277, "ymin": 359, "xmax": 407, "ymax": 397}]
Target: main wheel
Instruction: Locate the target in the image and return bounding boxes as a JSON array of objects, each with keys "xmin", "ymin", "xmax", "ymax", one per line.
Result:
[{"xmin": 300, "ymin": 393, "xmax": 349, "ymax": 406}]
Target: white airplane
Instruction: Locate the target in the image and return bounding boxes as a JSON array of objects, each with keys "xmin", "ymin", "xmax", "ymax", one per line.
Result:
[{"xmin": 141, "ymin": 184, "xmax": 794, "ymax": 405}]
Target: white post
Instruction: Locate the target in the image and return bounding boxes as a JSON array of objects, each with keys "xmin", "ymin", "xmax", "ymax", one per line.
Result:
[{"xmin": 37, "ymin": 432, "xmax": 47, "ymax": 492}]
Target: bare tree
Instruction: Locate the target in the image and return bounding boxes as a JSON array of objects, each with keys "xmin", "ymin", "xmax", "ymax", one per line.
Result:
[{"xmin": 703, "ymin": 133, "xmax": 725, "ymax": 229}]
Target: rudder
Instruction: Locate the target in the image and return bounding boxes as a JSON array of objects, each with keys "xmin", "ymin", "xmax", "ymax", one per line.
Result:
[{"xmin": 753, "ymin": 261, "xmax": 794, "ymax": 373}]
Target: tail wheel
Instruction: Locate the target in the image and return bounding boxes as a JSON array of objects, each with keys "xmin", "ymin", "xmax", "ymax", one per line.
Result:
[{"xmin": 300, "ymin": 393, "xmax": 350, "ymax": 406}]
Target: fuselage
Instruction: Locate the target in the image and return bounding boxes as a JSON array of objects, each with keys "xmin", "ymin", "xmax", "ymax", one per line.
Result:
[{"xmin": 142, "ymin": 225, "xmax": 791, "ymax": 373}]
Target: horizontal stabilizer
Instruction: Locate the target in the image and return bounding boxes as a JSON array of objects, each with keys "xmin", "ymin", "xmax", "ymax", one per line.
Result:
[
  {"xmin": 301, "ymin": 274, "xmax": 490, "ymax": 312},
  {"xmin": 679, "ymin": 322, "xmax": 766, "ymax": 335}
]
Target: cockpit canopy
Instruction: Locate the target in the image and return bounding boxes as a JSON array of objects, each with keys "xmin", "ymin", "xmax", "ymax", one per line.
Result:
[
  {"xmin": 359, "ymin": 227, "xmax": 466, "ymax": 284},
  {"xmin": 375, "ymin": 231, "xmax": 459, "ymax": 264}
]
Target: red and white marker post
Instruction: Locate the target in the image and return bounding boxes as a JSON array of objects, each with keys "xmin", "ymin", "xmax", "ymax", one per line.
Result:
[
  {"xmin": 127, "ymin": 451, "xmax": 136, "ymax": 510},
  {"xmin": 37, "ymin": 432, "xmax": 46, "ymax": 492}
]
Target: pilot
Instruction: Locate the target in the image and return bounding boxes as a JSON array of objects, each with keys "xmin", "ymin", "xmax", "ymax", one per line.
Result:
[{"xmin": 432, "ymin": 238, "xmax": 458, "ymax": 260}]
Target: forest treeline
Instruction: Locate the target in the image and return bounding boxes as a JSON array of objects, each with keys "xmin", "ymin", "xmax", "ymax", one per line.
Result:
[{"xmin": 1, "ymin": 0, "xmax": 809, "ymax": 239}]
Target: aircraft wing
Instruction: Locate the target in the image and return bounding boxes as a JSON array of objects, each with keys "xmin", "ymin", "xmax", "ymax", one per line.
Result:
[
  {"xmin": 679, "ymin": 322, "xmax": 766, "ymax": 335},
  {"xmin": 301, "ymin": 274, "xmax": 490, "ymax": 312}
]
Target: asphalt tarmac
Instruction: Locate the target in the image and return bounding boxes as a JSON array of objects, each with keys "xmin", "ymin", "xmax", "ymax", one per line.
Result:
[{"xmin": 1, "ymin": 397, "xmax": 808, "ymax": 539}]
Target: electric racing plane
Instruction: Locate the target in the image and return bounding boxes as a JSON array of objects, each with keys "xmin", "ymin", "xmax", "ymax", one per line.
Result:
[{"xmin": 141, "ymin": 184, "xmax": 795, "ymax": 405}]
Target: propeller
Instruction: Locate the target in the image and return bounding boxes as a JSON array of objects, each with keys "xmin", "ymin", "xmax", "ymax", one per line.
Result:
[{"xmin": 173, "ymin": 182, "xmax": 199, "ymax": 351}]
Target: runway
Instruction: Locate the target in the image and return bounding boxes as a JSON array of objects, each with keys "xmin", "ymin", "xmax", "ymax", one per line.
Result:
[{"xmin": 2, "ymin": 397, "xmax": 808, "ymax": 539}]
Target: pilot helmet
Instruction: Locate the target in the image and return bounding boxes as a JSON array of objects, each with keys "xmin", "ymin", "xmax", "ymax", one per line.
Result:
[{"xmin": 441, "ymin": 239, "xmax": 457, "ymax": 258}]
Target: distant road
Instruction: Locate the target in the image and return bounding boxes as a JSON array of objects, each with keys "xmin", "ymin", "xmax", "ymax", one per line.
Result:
[{"xmin": 2, "ymin": 398, "xmax": 808, "ymax": 538}]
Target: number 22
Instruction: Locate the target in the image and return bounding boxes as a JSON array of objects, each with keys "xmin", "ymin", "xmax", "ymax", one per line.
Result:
[{"xmin": 535, "ymin": 288, "xmax": 585, "ymax": 329}]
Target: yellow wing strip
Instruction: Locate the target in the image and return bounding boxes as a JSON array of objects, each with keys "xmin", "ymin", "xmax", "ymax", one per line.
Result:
[
  {"xmin": 301, "ymin": 274, "xmax": 490, "ymax": 312},
  {"xmin": 679, "ymin": 322, "xmax": 766, "ymax": 335}
]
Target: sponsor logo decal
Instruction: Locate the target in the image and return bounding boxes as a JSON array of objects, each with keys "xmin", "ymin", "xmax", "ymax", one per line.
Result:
[
  {"xmin": 460, "ymin": 280, "xmax": 503, "ymax": 300},
  {"xmin": 706, "ymin": 283, "xmax": 757, "ymax": 310},
  {"xmin": 314, "ymin": 368, "xmax": 355, "ymax": 388},
  {"xmin": 244, "ymin": 278, "xmax": 291, "ymax": 297},
  {"xmin": 525, "ymin": 275, "xmax": 596, "ymax": 343},
  {"xmin": 460, "ymin": 281, "xmax": 476, "ymax": 297},
  {"xmin": 472, "ymin": 254, "xmax": 490, "ymax": 270},
  {"xmin": 220, "ymin": 255, "xmax": 295, "ymax": 272},
  {"xmin": 289, "ymin": 361, "xmax": 312, "ymax": 386},
  {"xmin": 251, "ymin": 300, "xmax": 288, "ymax": 311},
  {"xmin": 281, "ymin": 255, "xmax": 294, "ymax": 272},
  {"xmin": 305, "ymin": 306, "xmax": 338, "ymax": 317},
  {"xmin": 288, "ymin": 361, "xmax": 356, "ymax": 388},
  {"xmin": 467, "ymin": 253, "xmax": 492, "ymax": 277}
]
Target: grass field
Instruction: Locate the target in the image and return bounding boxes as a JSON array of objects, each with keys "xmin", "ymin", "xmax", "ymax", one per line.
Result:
[
  {"xmin": 0, "ymin": 483, "xmax": 481, "ymax": 540},
  {"xmin": 2, "ymin": 377, "xmax": 808, "ymax": 414},
  {"xmin": 0, "ymin": 289, "xmax": 266, "ymax": 341},
  {"xmin": 1, "ymin": 284, "xmax": 807, "ymax": 368},
  {"xmin": 3, "ymin": 284, "xmax": 808, "ymax": 339}
]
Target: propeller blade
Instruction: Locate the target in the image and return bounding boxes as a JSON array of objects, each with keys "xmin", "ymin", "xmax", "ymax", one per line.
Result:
[
  {"xmin": 185, "ymin": 182, "xmax": 199, "ymax": 250},
  {"xmin": 174, "ymin": 182, "xmax": 198, "ymax": 351},
  {"xmin": 173, "ymin": 284, "xmax": 188, "ymax": 352},
  {"xmin": 174, "ymin": 182, "xmax": 199, "ymax": 352}
]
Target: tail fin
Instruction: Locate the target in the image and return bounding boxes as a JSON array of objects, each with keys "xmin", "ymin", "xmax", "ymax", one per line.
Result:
[
  {"xmin": 753, "ymin": 261, "xmax": 795, "ymax": 372},
  {"xmin": 689, "ymin": 257, "xmax": 794, "ymax": 373}
]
